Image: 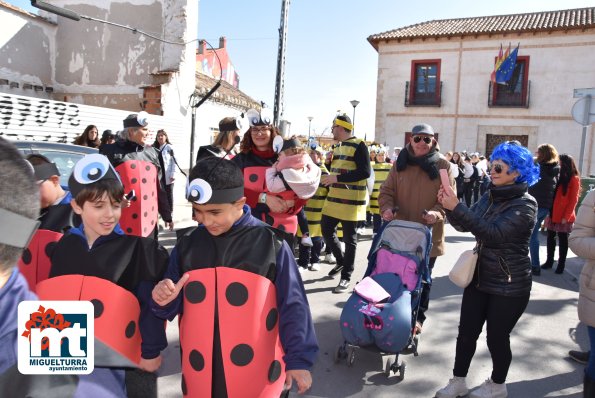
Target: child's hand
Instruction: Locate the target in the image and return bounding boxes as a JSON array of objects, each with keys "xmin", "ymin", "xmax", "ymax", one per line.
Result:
[
  {"xmin": 139, "ymin": 355, "xmax": 162, "ymax": 372},
  {"xmin": 152, "ymin": 274, "xmax": 190, "ymax": 306},
  {"xmin": 285, "ymin": 369, "xmax": 312, "ymax": 395}
]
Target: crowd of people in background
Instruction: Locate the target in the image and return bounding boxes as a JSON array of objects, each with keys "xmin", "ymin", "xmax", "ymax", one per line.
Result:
[{"xmin": 3, "ymin": 109, "xmax": 595, "ymax": 398}]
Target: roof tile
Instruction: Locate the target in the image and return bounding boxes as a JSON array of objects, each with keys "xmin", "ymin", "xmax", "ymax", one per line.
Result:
[{"xmin": 368, "ymin": 7, "xmax": 595, "ymax": 48}]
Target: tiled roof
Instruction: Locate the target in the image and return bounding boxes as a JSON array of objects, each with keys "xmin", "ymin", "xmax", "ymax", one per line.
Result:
[
  {"xmin": 195, "ymin": 72, "xmax": 260, "ymax": 111},
  {"xmin": 368, "ymin": 7, "xmax": 595, "ymax": 49}
]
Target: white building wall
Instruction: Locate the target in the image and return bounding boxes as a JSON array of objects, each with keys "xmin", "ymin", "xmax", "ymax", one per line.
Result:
[{"xmin": 374, "ymin": 29, "xmax": 595, "ymax": 174}]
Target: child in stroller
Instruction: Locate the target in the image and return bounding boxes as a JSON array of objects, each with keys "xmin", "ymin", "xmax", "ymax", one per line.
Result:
[{"xmin": 336, "ymin": 219, "xmax": 432, "ymax": 379}]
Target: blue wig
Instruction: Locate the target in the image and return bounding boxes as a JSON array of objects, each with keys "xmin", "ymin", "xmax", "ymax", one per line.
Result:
[{"xmin": 490, "ymin": 141, "xmax": 540, "ymax": 186}]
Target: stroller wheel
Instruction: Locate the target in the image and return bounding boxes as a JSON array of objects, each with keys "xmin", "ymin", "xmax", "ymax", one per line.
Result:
[
  {"xmin": 334, "ymin": 345, "xmax": 344, "ymax": 363},
  {"xmin": 397, "ymin": 361, "xmax": 406, "ymax": 381},
  {"xmin": 384, "ymin": 358, "xmax": 393, "ymax": 376},
  {"xmin": 347, "ymin": 348, "xmax": 356, "ymax": 367}
]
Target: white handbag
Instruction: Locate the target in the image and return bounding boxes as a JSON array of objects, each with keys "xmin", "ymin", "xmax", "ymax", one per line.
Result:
[{"xmin": 449, "ymin": 248, "xmax": 478, "ymax": 288}]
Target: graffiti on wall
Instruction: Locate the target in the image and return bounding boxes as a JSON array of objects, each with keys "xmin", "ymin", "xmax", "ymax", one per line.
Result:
[{"xmin": 0, "ymin": 95, "xmax": 81, "ymax": 129}]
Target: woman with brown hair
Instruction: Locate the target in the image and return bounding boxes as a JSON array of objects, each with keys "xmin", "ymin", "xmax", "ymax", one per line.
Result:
[
  {"xmin": 542, "ymin": 154, "xmax": 580, "ymax": 274},
  {"xmin": 233, "ymin": 109, "xmax": 305, "ymax": 246},
  {"xmin": 73, "ymin": 125, "xmax": 100, "ymax": 148},
  {"xmin": 528, "ymin": 143, "xmax": 560, "ymax": 275},
  {"xmin": 196, "ymin": 116, "xmax": 242, "ymax": 161}
]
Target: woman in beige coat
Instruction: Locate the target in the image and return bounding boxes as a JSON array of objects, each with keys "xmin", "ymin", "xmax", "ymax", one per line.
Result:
[{"xmin": 568, "ymin": 189, "xmax": 595, "ymax": 397}]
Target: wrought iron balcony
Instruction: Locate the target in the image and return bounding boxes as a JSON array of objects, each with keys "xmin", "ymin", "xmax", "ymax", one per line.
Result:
[
  {"xmin": 404, "ymin": 81, "xmax": 443, "ymax": 107},
  {"xmin": 488, "ymin": 80, "xmax": 530, "ymax": 108}
]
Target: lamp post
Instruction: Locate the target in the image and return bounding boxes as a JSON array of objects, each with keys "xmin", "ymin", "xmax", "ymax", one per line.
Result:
[
  {"xmin": 350, "ymin": 100, "xmax": 360, "ymax": 139},
  {"xmin": 307, "ymin": 116, "xmax": 313, "ymax": 139}
]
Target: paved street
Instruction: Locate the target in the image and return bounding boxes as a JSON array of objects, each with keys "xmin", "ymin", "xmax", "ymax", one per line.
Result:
[{"xmin": 156, "ymin": 210, "xmax": 588, "ymax": 397}]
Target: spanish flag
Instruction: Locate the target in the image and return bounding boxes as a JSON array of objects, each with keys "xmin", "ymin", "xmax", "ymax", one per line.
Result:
[{"xmin": 490, "ymin": 44, "xmax": 512, "ymax": 83}]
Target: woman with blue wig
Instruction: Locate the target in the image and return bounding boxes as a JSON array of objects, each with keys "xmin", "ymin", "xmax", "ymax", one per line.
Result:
[{"xmin": 435, "ymin": 141, "xmax": 539, "ymax": 398}]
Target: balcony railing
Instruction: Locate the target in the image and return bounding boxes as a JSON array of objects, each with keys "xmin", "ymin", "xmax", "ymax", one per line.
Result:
[
  {"xmin": 488, "ymin": 80, "xmax": 530, "ymax": 108},
  {"xmin": 404, "ymin": 81, "xmax": 443, "ymax": 107}
]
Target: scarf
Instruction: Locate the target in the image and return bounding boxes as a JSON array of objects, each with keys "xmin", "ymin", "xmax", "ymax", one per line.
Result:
[{"xmin": 396, "ymin": 144, "xmax": 441, "ymax": 180}]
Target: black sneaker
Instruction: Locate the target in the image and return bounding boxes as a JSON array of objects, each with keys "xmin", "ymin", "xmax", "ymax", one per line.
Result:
[
  {"xmin": 569, "ymin": 350, "xmax": 590, "ymax": 364},
  {"xmin": 327, "ymin": 264, "xmax": 344, "ymax": 277}
]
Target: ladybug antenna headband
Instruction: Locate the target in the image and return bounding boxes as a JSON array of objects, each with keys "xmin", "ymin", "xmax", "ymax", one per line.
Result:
[
  {"xmin": 68, "ymin": 154, "xmax": 123, "ymax": 197},
  {"xmin": 186, "ymin": 137, "xmax": 244, "ymax": 204}
]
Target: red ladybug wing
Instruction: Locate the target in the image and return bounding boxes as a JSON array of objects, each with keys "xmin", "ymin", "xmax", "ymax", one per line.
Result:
[
  {"xmin": 116, "ymin": 161, "xmax": 158, "ymax": 237},
  {"xmin": 37, "ymin": 275, "xmax": 141, "ymax": 365},
  {"xmin": 18, "ymin": 230, "xmax": 63, "ymax": 292},
  {"xmin": 216, "ymin": 267, "xmax": 286, "ymax": 398},
  {"xmin": 179, "ymin": 269, "xmax": 216, "ymax": 397},
  {"xmin": 243, "ymin": 166, "xmax": 266, "ymax": 208}
]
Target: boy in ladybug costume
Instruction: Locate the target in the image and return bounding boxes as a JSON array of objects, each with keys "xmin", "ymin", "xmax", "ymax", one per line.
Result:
[
  {"xmin": 152, "ymin": 157, "xmax": 318, "ymax": 397},
  {"xmin": 40, "ymin": 153, "xmax": 169, "ymax": 397},
  {"xmin": 17, "ymin": 155, "xmax": 80, "ymax": 292}
]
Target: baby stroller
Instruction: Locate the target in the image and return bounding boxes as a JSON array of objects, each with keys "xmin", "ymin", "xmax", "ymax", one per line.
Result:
[{"xmin": 335, "ymin": 219, "xmax": 432, "ymax": 379}]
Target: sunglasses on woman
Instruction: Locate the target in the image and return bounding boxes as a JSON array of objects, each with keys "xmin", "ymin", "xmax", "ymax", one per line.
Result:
[
  {"xmin": 413, "ymin": 136, "xmax": 432, "ymax": 144},
  {"xmin": 490, "ymin": 164, "xmax": 504, "ymax": 174}
]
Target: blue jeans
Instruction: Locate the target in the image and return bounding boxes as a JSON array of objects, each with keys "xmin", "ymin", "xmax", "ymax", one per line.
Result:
[
  {"xmin": 588, "ymin": 326, "xmax": 595, "ymax": 380},
  {"xmin": 529, "ymin": 208, "xmax": 549, "ymax": 268}
]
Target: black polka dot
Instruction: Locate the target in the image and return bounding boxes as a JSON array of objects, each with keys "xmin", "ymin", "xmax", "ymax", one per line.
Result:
[
  {"xmin": 91, "ymin": 299, "xmax": 104, "ymax": 318},
  {"xmin": 126, "ymin": 227, "xmax": 133, "ymax": 233},
  {"xmin": 226, "ymin": 282, "xmax": 248, "ymax": 306},
  {"xmin": 268, "ymin": 360, "xmax": 282, "ymax": 382},
  {"xmin": 144, "ymin": 212, "xmax": 148, "ymax": 217},
  {"xmin": 132, "ymin": 196, "xmax": 138, "ymax": 202},
  {"xmin": 249, "ymin": 174, "xmax": 258, "ymax": 182},
  {"xmin": 132, "ymin": 213, "xmax": 138, "ymax": 219},
  {"xmin": 125, "ymin": 321, "xmax": 136, "ymax": 338},
  {"xmin": 142, "ymin": 178, "xmax": 147, "ymax": 184},
  {"xmin": 152, "ymin": 191, "xmax": 155, "ymax": 197},
  {"xmin": 152, "ymin": 206, "xmax": 155, "ymax": 211},
  {"xmin": 277, "ymin": 224, "xmax": 286, "ymax": 232},
  {"xmin": 181, "ymin": 375, "xmax": 187, "ymax": 395},
  {"xmin": 130, "ymin": 163, "xmax": 137, "ymax": 169},
  {"xmin": 185, "ymin": 281, "xmax": 206, "ymax": 303},
  {"xmin": 44, "ymin": 242, "xmax": 58, "ymax": 258},
  {"xmin": 143, "ymin": 195, "xmax": 148, "ymax": 200},
  {"xmin": 131, "ymin": 178, "xmax": 137, "ymax": 184},
  {"xmin": 189, "ymin": 349, "xmax": 204, "ymax": 371},
  {"xmin": 230, "ymin": 344, "xmax": 253, "ymax": 366},
  {"xmin": 145, "ymin": 165, "xmax": 151, "ymax": 171},
  {"xmin": 21, "ymin": 248, "xmax": 32, "ymax": 264},
  {"xmin": 151, "ymin": 220, "xmax": 155, "ymax": 225},
  {"xmin": 266, "ymin": 308, "xmax": 278, "ymax": 331}
]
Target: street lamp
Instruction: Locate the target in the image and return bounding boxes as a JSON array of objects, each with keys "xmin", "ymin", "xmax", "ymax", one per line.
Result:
[
  {"xmin": 307, "ymin": 116, "xmax": 313, "ymax": 139},
  {"xmin": 350, "ymin": 100, "xmax": 360, "ymax": 139}
]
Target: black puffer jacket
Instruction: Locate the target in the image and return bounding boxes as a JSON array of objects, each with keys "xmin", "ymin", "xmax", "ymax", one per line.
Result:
[
  {"xmin": 447, "ymin": 182, "xmax": 537, "ymax": 296},
  {"xmin": 528, "ymin": 161, "xmax": 559, "ymax": 209}
]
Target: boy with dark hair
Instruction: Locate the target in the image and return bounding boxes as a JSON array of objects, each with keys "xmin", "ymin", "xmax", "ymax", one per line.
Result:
[
  {"xmin": 152, "ymin": 157, "xmax": 318, "ymax": 397},
  {"xmin": 0, "ymin": 138, "xmax": 40, "ymax": 374},
  {"xmin": 38, "ymin": 153, "xmax": 169, "ymax": 396}
]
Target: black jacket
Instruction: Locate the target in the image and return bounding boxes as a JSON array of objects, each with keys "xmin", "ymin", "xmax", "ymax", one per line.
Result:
[
  {"xmin": 100, "ymin": 139, "xmax": 172, "ymax": 222},
  {"xmin": 528, "ymin": 161, "xmax": 559, "ymax": 209},
  {"xmin": 447, "ymin": 182, "xmax": 537, "ymax": 297}
]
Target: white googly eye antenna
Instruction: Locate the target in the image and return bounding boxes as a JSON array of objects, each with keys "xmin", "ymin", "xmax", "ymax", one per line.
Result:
[
  {"xmin": 272, "ymin": 136, "xmax": 284, "ymax": 154},
  {"xmin": 137, "ymin": 111, "xmax": 149, "ymax": 127},
  {"xmin": 246, "ymin": 109, "xmax": 260, "ymax": 127},
  {"xmin": 260, "ymin": 108, "xmax": 273, "ymax": 125},
  {"xmin": 186, "ymin": 178, "xmax": 213, "ymax": 204},
  {"xmin": 73, "ymin": 153, "xmax": 111, "ymax": 185}
]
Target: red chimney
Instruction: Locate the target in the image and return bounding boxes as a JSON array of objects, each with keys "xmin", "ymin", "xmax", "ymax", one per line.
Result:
[
  {"xmin": 198, "ymin": 40, "xmax": 206, "ymax": 54},
  {"xmin": 219, "ymin": 36, "xmax": 226, "ymax": 49}
]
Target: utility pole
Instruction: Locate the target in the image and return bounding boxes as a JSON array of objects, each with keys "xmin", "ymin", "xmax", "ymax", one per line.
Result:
[{"xmin": 274, "ymin": 0, "xmax": 290, "ymax": 127}]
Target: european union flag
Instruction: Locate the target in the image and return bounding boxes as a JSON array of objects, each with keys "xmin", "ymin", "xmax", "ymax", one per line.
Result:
[{"xmin": 495, "ymin": 45, "xmax": 519, "ymax": 85}]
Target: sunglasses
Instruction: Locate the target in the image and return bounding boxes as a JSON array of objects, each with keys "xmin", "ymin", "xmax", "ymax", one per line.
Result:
[
  {"xmin": 413, "ymin": 136, "xmax": 432, "ymax": 144},
  {"xmin": 490, "ymin": 164, "xmax": 504, "ymax": 174}
]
